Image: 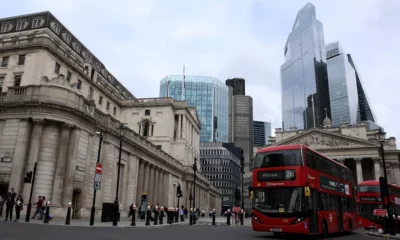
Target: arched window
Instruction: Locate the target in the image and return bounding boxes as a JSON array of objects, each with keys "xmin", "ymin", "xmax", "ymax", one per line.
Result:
[{"xmin": 142, "ymin": 120, "xmax": 150, "ymax": 137}]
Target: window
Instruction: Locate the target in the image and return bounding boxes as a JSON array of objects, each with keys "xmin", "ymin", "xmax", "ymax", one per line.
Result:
[
  {"xmin": 0, "ymin": 76, "xmax": 4, "ymax": 92},
  {"xmin": 76, "ymin": 80, "xmax": 82, "ymax": 89},
  {"xmin": 66, "ymin": 71, "xmax": 71, "ymax": 81},
  {"xmin": 16, "ymin": 22, "xmax": 24, "ymax": 31},
  {"xmin": 145, "ymin": 109, "xmax": 150, "ymax": 115},
  {"xmin": 14, "ymin": 75, "xmax": 22, "ymax": 87},
  {"xmin": 1, "ymin": 56, "xmax": 9, "ymax": 67},
  {"xmin": 18, "ymin": 55, "xmax": 26, "ymax": 65},
  {"xmin": 106, "ymin": 101, "xmax": 110, "ymax": 110},
  {"xmin": 88, "ymin": 87, "xmax": 93, "ymax": 98},
  {"xmin": 98, "ymin": 96, "xmax": 103, "ymax": 105},
  {"xmin": 32, "ymin": 19, "xmax": 40, "ymax": 28},
  {"xmin": 254, "ymin": 150, "xmax": 302, "ymax": 169},
  {"xmin": 113, "ymin": 107, "xmax": 117, "ymax": 115},
  {"xmin": 142, "ymin": 121, "xmax": 150, "ymax": 137},
  {"xmin": 54, "ymin": 62, "xmax": 60, "ymax": 74},
  {"xmin": 1, "ymin": 24, "xmax": 8, "ymax": 33}
]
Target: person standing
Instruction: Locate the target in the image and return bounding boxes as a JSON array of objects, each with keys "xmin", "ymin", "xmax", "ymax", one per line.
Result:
[
  {"xmin": 4, "ymin": 188, "xmax": 16, "ymax": 221},
  {"xmin": 14, "ymin": 195, "xmax": 23, "ymax": 222}
]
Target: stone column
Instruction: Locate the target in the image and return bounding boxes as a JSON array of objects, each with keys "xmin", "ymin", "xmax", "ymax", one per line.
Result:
[
  {"xmin": 392, "ymin": 162, "xmax": 400, "ymax": 186},
  {"xmin": 157, "ymin": 169, "xmax": 163, "ymax": 205},
  {"xmin": 22, "ymin": 119, "xmax": 45, "ymax": 202},
  {"xmin": 143, "ymin": 162, "xmax": 150, "ymax": 197},
  {"xmin": 178, "ymin": 114, "xmax": 182, "ymax": 139},
  {"xmin": 9, "ymin": 120, "xmax": 31, "ymax": 194},
  {"xmin": 163, "ymin": 172, "xmax": 170, "ymax": 206},
  {"xmin": 148, "ymin": 165, "xmax": 154, "ymax": 205},
  {"xmin": 355, "ymin": 158, "xmax": 364, "ymax": 184},
  {"xmin": 153, "ymin": 167, "xmax": 159, "ymax": 205},
  {"xmin": 62, "ymin": 128, "xmax": 81, "ymax": 207},
  {"xmin": 51, "ymin": 123, "xmax": 73, "ymax": 206},
  {"xmin": 373, "ymin": 158, "xmax": 381, "ymax": 180},
  {"xmin": 136, "ymin": 159, "xmax": 145, "ymax": 206},
  {"xmin": 182, "ymin": 116, "xmax": 186, "ymax": 141}
]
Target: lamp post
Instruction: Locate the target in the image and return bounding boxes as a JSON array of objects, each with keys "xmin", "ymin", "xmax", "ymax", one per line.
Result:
[
  {"xmin": 113, "ymin": 123, "xmax": 127, "ymax": 226},
  {"xmin": 240, "ymin": 151, "xmax": 244, "ymax": 210},
  {"xmin": 90, "ymin": 130, "xmax": 103, "ymax": 226},
  {"xmin": 192, "ymin": 157, "xmax": 197, "ymax": 225}
]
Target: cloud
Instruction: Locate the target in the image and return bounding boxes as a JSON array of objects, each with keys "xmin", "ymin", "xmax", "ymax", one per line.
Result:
[{"xmin": 4, "ymin": 0, "xmax": 399, "ymax": 142}]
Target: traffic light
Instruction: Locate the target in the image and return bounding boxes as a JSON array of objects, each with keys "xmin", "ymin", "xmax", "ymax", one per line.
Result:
[
  {"xmin": 24, "ymin": 171, "xmax": 33, "ymax": 183},
  {"xmin": 193, "ymin": 158, "xmax": 198, "ymax": 172},
  {"xmin": 240, "ymin": 157, "xmax": 244, "ymax": 174},
  {"xmin": 379, "ymin": 177, "xmax": 389, "ymax": 204},
  {"xmin": 176, "ymin": 184, "xmax": 183, "ymax": 198},
  {"xmin": 249, "ymin": 191, "xmax": 253, "ymax": 200}
]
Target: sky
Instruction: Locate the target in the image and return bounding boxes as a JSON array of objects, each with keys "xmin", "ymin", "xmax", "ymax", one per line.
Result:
[{"xmin": 3, "ymin": 0, "xmax": 400, "ymax": 141}]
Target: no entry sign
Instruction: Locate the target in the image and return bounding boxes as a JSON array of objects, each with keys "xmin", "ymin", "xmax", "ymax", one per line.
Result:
[{"xmin": 96, "ymin": 163, "xmax": 102, "ymax": 174}]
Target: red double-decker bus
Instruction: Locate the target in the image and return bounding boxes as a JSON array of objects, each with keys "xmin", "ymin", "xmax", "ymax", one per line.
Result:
[
  {"xmin": 251, "ymin": 145, "xmax": 357, "ymax": 238},
  {"xmin": 357, "ymin": 180, "xmax": 400, "ymax": 230}
]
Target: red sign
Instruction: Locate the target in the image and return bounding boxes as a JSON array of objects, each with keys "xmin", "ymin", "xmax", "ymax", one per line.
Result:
[
  {"xmin": 373, "ymin": 209, "xmax": 387, "ymax": 216},
  {"xmin": 96, "ymin": 163, "xmax": 102, "ymax": 174}
]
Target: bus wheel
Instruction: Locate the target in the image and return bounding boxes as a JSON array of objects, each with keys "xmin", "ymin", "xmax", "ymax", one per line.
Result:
[
  {"xmin": 321, "ymin": 220, "xmax": 328, "ymax": 238},
  {"xmin": 347, "ymin": 220, "xmax": 353, "ymax": 235}
]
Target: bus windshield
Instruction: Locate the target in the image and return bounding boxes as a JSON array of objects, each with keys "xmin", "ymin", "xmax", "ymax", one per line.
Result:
[
  {"xmin": 358, "ymin": 186, "xmax": 380, "ymax": 193},
  {"xmin": 253, "ymin": 150, "xmax": 302, "ymax": 169},
  {"xmin": 254, "ymin": 187, "xmax": 304, "ymax": 213}
]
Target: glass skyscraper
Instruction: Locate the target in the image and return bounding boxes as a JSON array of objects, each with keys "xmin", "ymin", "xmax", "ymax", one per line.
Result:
[
  {"xmin": 281, "ymin": 3, "xmax": 331, "ymax": 130},
  {"xmin": 326, "ymin": 41, "xmax": 378, "ymax": 128},
  {"xmin": 253, "ymin": 121, "xmax": 271, "ymax": 147},
  {"xmin": 326, "ymin": 42, "xmax": 358, "ymax": 127},
  {"xmin": 160, "ymin": 75, "xmax": 229, "ymax": 143}
]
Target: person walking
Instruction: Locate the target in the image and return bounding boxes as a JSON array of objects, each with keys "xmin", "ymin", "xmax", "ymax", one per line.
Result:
[
  {"xmin": 4, "ymin": 188, "xmax": 16, "ymax": 221},
  {"xmin": 32, "ymin": 196, "xmax": 44, "ymax": 220},
  {"xmin": 14, "ymin": 195, "xmax": 23, "ymax": 222}
]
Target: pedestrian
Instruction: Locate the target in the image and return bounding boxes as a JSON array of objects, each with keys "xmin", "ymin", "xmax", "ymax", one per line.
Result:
[
  {"xmin": 32, "ymin": 196, "xmax": 44, "ymax": 220},
  {"xmin": 15, "ymin": 195, "xmax": 23, "ymax": 222},
  {"xmin": 180, "ymin": 205, "xmax": 184, "ymax": 221},
  {"xmin": 4, "ymin": 188, "xmax": 16, "ymax": 221}
]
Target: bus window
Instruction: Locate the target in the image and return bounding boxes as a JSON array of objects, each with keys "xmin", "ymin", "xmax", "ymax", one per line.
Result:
[{"xmin": 253, "ymin": 150, "xmax": 302, "ymax": 169}]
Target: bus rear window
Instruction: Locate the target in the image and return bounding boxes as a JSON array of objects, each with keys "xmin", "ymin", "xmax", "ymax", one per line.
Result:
[
  {"xmin": 358, "ymin": 186, "xmax": 380, "ymax": 193},
  {"xmin": 253, "ymin": 150, "xmax": 302, "ymax": 169}
]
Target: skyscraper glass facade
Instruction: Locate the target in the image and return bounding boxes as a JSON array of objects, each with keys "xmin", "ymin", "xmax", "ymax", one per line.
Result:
[
  {"xmin": 326, "ymin": 42, "xmax": 358, "ymax": 127},
  {"xmin": 253, "ymin": 121, "xmax": 271, "ymax": 146},
  {"xmin": 281, "ymin": 3, "xmax": 331, "ymax": 130},
  {"xmin": 160, "ymin": 75, "xmax": 229, "ymax": 143}
]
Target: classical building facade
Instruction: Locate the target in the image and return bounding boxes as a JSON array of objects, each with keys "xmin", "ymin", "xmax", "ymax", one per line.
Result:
[
  {"xmin": 0, "ymin": 12, "xmax": 221, "ymax": 218},
  {"xmin": 268, "ymin": 121, "xmax": 400, "ymax": 185}
]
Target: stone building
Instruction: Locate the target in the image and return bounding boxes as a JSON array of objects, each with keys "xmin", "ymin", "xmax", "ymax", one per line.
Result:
[
  {"xmin": 268, "ymin": 120, "xmax": 400, "ymax": 185},
  {"xmin": 0, "ymin": 11, "xmax": 221, "ymax": 218}
]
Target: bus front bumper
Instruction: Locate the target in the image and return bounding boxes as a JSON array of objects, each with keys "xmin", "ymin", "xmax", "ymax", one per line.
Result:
[{"xmin": 252, "ymin": 217, "xmax": 310, "ymax": 234}]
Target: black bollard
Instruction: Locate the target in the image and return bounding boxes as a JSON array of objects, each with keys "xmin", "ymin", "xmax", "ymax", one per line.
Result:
[
  {"xmin": 227, "ymin": 210, "xmax": 231, "ymax": 226},
  {"xmin": 189, "ymin": 208, "xmax": 193, "ymax": 225},
  {"xmin": 145, "ymin": 206, "xmax": 151, "ymax": 226},
  {"xmin": 43, "ymin": 201, "xmax": 51, "ymax": 224},
  {"xmin": 154, "ymin": 206, "xmax": 159, "ymax": 225},
  {"xmin": 131, "ymin": 204, "xmax": 136, "ymax": 226},
  {"xmin": 159, "ymin": 208, "xmax": 164, "ymax": 225},
  {"xmin": 167, "ymin": 207, "xmax": 174, "ymax": 224},
  {"xmin": 65, "ymin": 202, "xmax": 72, "ymax": 225},
  {"xmin": 240, "ymin": 210, "xmax": 244, "ymax": 226},
  {"xmin": 174, "ymin": 208, "xmax": 178, "ymax": 223},
  {"xmin": 212, "ymin": 208, "xmax": 216, "ymax": 225}
]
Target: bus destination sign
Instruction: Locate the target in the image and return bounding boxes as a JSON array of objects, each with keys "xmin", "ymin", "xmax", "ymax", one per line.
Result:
[
  {"xmin": 257, "ymin": 170, "xmax": 296, "ymax": 182},
  {"xmin": 320, "ymin": 176, "xmax": 350, "ymax": 195}
]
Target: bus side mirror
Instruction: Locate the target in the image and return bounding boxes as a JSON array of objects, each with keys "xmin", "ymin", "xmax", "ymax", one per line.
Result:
[{"xmin": 305, "ymin": 187, "xmax": 310, "ymax": 197}]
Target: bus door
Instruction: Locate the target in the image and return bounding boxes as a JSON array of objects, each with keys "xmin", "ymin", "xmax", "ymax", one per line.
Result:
[
  {"xmin": 337, "ymin": 196, "xmax": 344, "ymax": 232},
  {"xmin": 307, "ymin": 188, "xmax": 319, "ymax": 233}
]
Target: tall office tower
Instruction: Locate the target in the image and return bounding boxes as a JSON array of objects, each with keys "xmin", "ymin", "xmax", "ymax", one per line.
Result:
[
  {"xmin": 326, "ymin": 42, "xmax": 378, "ymax": 129},
  {"xmin": 326, "ymin": 42, "xmax": 358, "ymax": 127},
  {"xmin": 159, "ymin": 75, "xmax": 229, "ymax": 142},
  {"xmin": 226, "ymin": 79, "xmax": 253, "ymax": 174},
  {"xmin": 253, "ymin": 121, "xmax": 271, "ymax": 147},
  {"xmin": 281, "ymin": 3, "xmax": 331, "ymax": 130},
  {"xmin": 226, "ymin": 78, "xmax": 245, "ymax": 95}
]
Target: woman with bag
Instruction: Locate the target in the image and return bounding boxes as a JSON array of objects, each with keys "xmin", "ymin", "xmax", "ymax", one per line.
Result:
[{"xmin": 15, "ymin": 195, "xmax": 23, "ymax": 222}]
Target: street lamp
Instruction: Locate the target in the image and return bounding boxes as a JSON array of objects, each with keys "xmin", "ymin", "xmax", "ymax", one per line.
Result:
[
  {"xmin": 240, "ymin": 150, "xmax": 244, "ymax": 210},
  {"xmin": 113, "ymin": 123, "xmax": 127, "ymax": 226},
  {"xmin": 192, "ymin": 157, "xmax": 197, "ymax": 225},
  {"xmin": 90, "ymin": 130, "xmax": 103, "ymax": 226}
]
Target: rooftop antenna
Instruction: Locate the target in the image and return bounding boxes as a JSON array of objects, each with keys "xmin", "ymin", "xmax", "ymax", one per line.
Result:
[{"xmin": 182, "ymin": 65, "xmax": 186, "ymax": 101}]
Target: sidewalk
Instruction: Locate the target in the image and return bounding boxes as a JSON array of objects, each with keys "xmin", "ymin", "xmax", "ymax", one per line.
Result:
[
  {"xmin": 19, "ymin": 216, "xmax": 187, "ymax": 228},
  {"xmin": 196, "ymin": 216, "xmax": 251, "ymax": 226},
  {"xmin": 367, "ymin": 231, "xmax": 400, "ymax": 239}
]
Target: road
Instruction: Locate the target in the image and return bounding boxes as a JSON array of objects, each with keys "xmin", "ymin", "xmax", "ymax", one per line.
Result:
[{"xmin": 0, "ymin": 221, "xmax": 377, "ymax": 240}]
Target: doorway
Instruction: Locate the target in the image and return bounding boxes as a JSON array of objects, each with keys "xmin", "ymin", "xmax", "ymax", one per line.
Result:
[
  {"xmin": 0, "ymin": 182, "xmax": 9, "ymax": 217},
  {"xmin": 72, "ymin": 189, "xmax": 82, "ymax": 219}
]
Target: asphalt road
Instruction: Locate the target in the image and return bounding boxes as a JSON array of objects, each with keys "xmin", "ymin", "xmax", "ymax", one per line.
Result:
[{"xmin": 0, "ymin": 221, "xmax": 377, "ymax": 240}]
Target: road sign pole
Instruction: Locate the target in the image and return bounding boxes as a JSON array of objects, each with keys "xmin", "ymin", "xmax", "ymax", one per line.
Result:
[{"xmin": 90, "ymin": 130, "xmax": 103, "ymax": 226}]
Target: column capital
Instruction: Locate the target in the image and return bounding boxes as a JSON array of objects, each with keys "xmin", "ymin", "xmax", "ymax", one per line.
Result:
[
  {"xmin": 61, "ymin": 123, "xmax": 74, "ymax": 132},
  {"xmin": 32, "ymin": 118, "xmax": 46, "ymax": 127}
]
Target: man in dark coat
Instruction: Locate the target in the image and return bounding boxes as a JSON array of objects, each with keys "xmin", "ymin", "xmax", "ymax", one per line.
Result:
[{"xmin": 4, "ymin": 187, "xmax": 17, "ymax": 221}]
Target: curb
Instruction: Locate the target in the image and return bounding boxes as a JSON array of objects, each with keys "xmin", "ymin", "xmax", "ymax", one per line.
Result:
[
  {"xmin": 14, "ymin": 221, "xmax": 186, "ymax": 228},
  {"xmin": 367, "ymin": 232, "xmax": 400, "ymax": 239}
]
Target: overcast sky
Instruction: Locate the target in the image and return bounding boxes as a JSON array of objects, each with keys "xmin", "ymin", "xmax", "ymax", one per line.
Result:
[{"xmin": 4, "ymin": 0, "xmax": 400, "ymax": 141}]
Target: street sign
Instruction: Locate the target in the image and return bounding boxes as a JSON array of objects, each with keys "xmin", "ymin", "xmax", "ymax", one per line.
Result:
[
  {"xmin": 94, "ymin": 173, "xmax": 102, "ymax": 190},
  {"xmin": 96, "ymin": 163, "xmax": 102, "ymax": 174},
  {"xmin": 373, "ymin": 209, "xmax": 387, "ymax": 216}
]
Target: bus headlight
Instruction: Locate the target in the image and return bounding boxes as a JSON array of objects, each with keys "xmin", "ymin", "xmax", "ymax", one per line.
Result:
[
  {"xmin": 292, "ymin": 216, "xmax": 306, "ymax": 224},
  {"xmin": 253, "ymin": 216, "xmax": 263, "ymax": 224}
]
